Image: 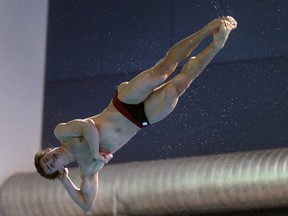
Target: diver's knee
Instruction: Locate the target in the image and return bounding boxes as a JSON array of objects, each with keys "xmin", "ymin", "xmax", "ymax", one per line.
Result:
[{"xmin": 153, "ymin": 58, "xmax": 177, "ymax": 76}]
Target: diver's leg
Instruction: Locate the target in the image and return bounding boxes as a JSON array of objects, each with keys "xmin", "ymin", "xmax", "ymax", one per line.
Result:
[
  {"xmin": 117, "ymin": 17, "xmax": 226, "ymax": 104},
  {"xmin": 144, "ymin": 16, "xmax": 237, "ymax": 124}
]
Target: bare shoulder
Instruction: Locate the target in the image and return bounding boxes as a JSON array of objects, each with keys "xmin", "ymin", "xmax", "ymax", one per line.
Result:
[{"xmin": 54, "ymin": 119, "xmax": 96, "ymax": 141}]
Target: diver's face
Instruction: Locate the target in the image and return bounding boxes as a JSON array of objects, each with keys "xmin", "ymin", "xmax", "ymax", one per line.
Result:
[{"xmin": 40, "ymin": 148, "xmax": 64, "ymax": 175}]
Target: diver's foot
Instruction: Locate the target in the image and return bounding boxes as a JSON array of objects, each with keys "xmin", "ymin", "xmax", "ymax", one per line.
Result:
[
  {"xmin": 223, "ymin": 16, "xmax": 237, "ymax": 30},
  {"xmin": 212, "ymin": 16, "xmax": 237, "ymax": 49},
  {"xmin": 206, "ymin": 16, "xmax": 237, "ymax": 33}
]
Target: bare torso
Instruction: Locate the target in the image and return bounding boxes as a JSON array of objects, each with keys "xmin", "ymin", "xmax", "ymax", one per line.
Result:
[
  {"xmin": 91, "ymin": 100, "xmax": 141, "ymax": 153},
  {"xmin": 61, "ymin": 100, "xmax": 141, "ymax": 175}
]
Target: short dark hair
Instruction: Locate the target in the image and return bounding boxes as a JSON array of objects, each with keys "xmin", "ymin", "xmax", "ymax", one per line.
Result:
[{"xmin": 34, "ymin": 148, "xmax": 60, "ymax": 180}]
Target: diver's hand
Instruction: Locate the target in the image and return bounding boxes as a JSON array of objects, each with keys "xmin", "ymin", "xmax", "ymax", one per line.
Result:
[
  {"xmin": 102, "ymin": 153, "xmax": 113, "ymax": 164},
  {"xmin": 58, "ymin": 167, "xmax": 69, "ymax": 179},
  {"xmin": 89, "ymin": 154, "xmax": 113, "ymax": 174},
  {"xmin": 93, "ymin": 152, "xmax": 113, "ymax": 164},
  {"xmin": 93, "ymin": 154, "xmax": 106, "ymax": 163}
]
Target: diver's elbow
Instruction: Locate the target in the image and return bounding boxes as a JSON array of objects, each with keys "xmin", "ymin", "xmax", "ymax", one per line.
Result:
[
  {"xmin": 81, "ymin": 204, "xmax": 92, "ymax": 212},
  {"xmin": 80, "ymin": 201, "xmax": 93, "ymax": 212}
]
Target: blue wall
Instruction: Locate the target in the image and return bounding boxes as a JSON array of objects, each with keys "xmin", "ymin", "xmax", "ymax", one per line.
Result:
[{"xmin": 45, "ymin": 0, "xmax": 288, "ymax": 81}]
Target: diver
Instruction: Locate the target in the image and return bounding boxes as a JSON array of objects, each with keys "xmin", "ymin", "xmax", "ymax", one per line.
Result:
[{"xmin": 34, "ymin": 16, "xmax": 237, "ymax": 212}]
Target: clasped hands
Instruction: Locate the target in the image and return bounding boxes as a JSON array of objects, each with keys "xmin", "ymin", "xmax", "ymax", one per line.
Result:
[{"xmin": 93, "ymin": 151, "xmax": 113, "ymax": 164}]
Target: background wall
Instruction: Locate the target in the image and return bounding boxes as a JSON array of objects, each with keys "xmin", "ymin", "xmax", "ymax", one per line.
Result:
[{"xmin": 0, "ymin": 0, "xmax": 47, "ymax": 187}]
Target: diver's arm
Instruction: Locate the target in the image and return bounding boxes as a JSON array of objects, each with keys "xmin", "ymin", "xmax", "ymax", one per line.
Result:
[
  {"xmin": 59, "ymin": 168, "xmax": 98, "ymax": 212},
  {"xmin": 81, "ymin": 153, "xmax": 113, "ymax": 176},
  {"xmin": 81, "ymin": 119, "xmax": 105, "ymax": 162},
  {"xmin": 90, "ymin": 153, "xmax": 113, "ymax": 174},
  {"xmin": 54, "ymin": 119, "xmax": 105, "ymax": 162}
]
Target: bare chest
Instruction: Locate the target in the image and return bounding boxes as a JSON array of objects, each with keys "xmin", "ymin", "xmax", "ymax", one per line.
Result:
[
  {"xmin": 91, "ymin": 105, "xmax": 140, "ymax": 153},
  {"xmin": 65, "ymin": 137, "xmax": 94, "ymax": 173}
]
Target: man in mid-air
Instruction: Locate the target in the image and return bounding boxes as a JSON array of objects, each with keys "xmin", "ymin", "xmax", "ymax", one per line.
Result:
[{"xmin": 34, "ymin": 16, "xmax": 237, "ymax": 211}]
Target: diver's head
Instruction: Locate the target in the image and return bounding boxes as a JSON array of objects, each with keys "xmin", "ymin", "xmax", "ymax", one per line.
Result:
[{"xmin": 34, "ymin": 147, "xmax": 64, "ymax": 180}]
